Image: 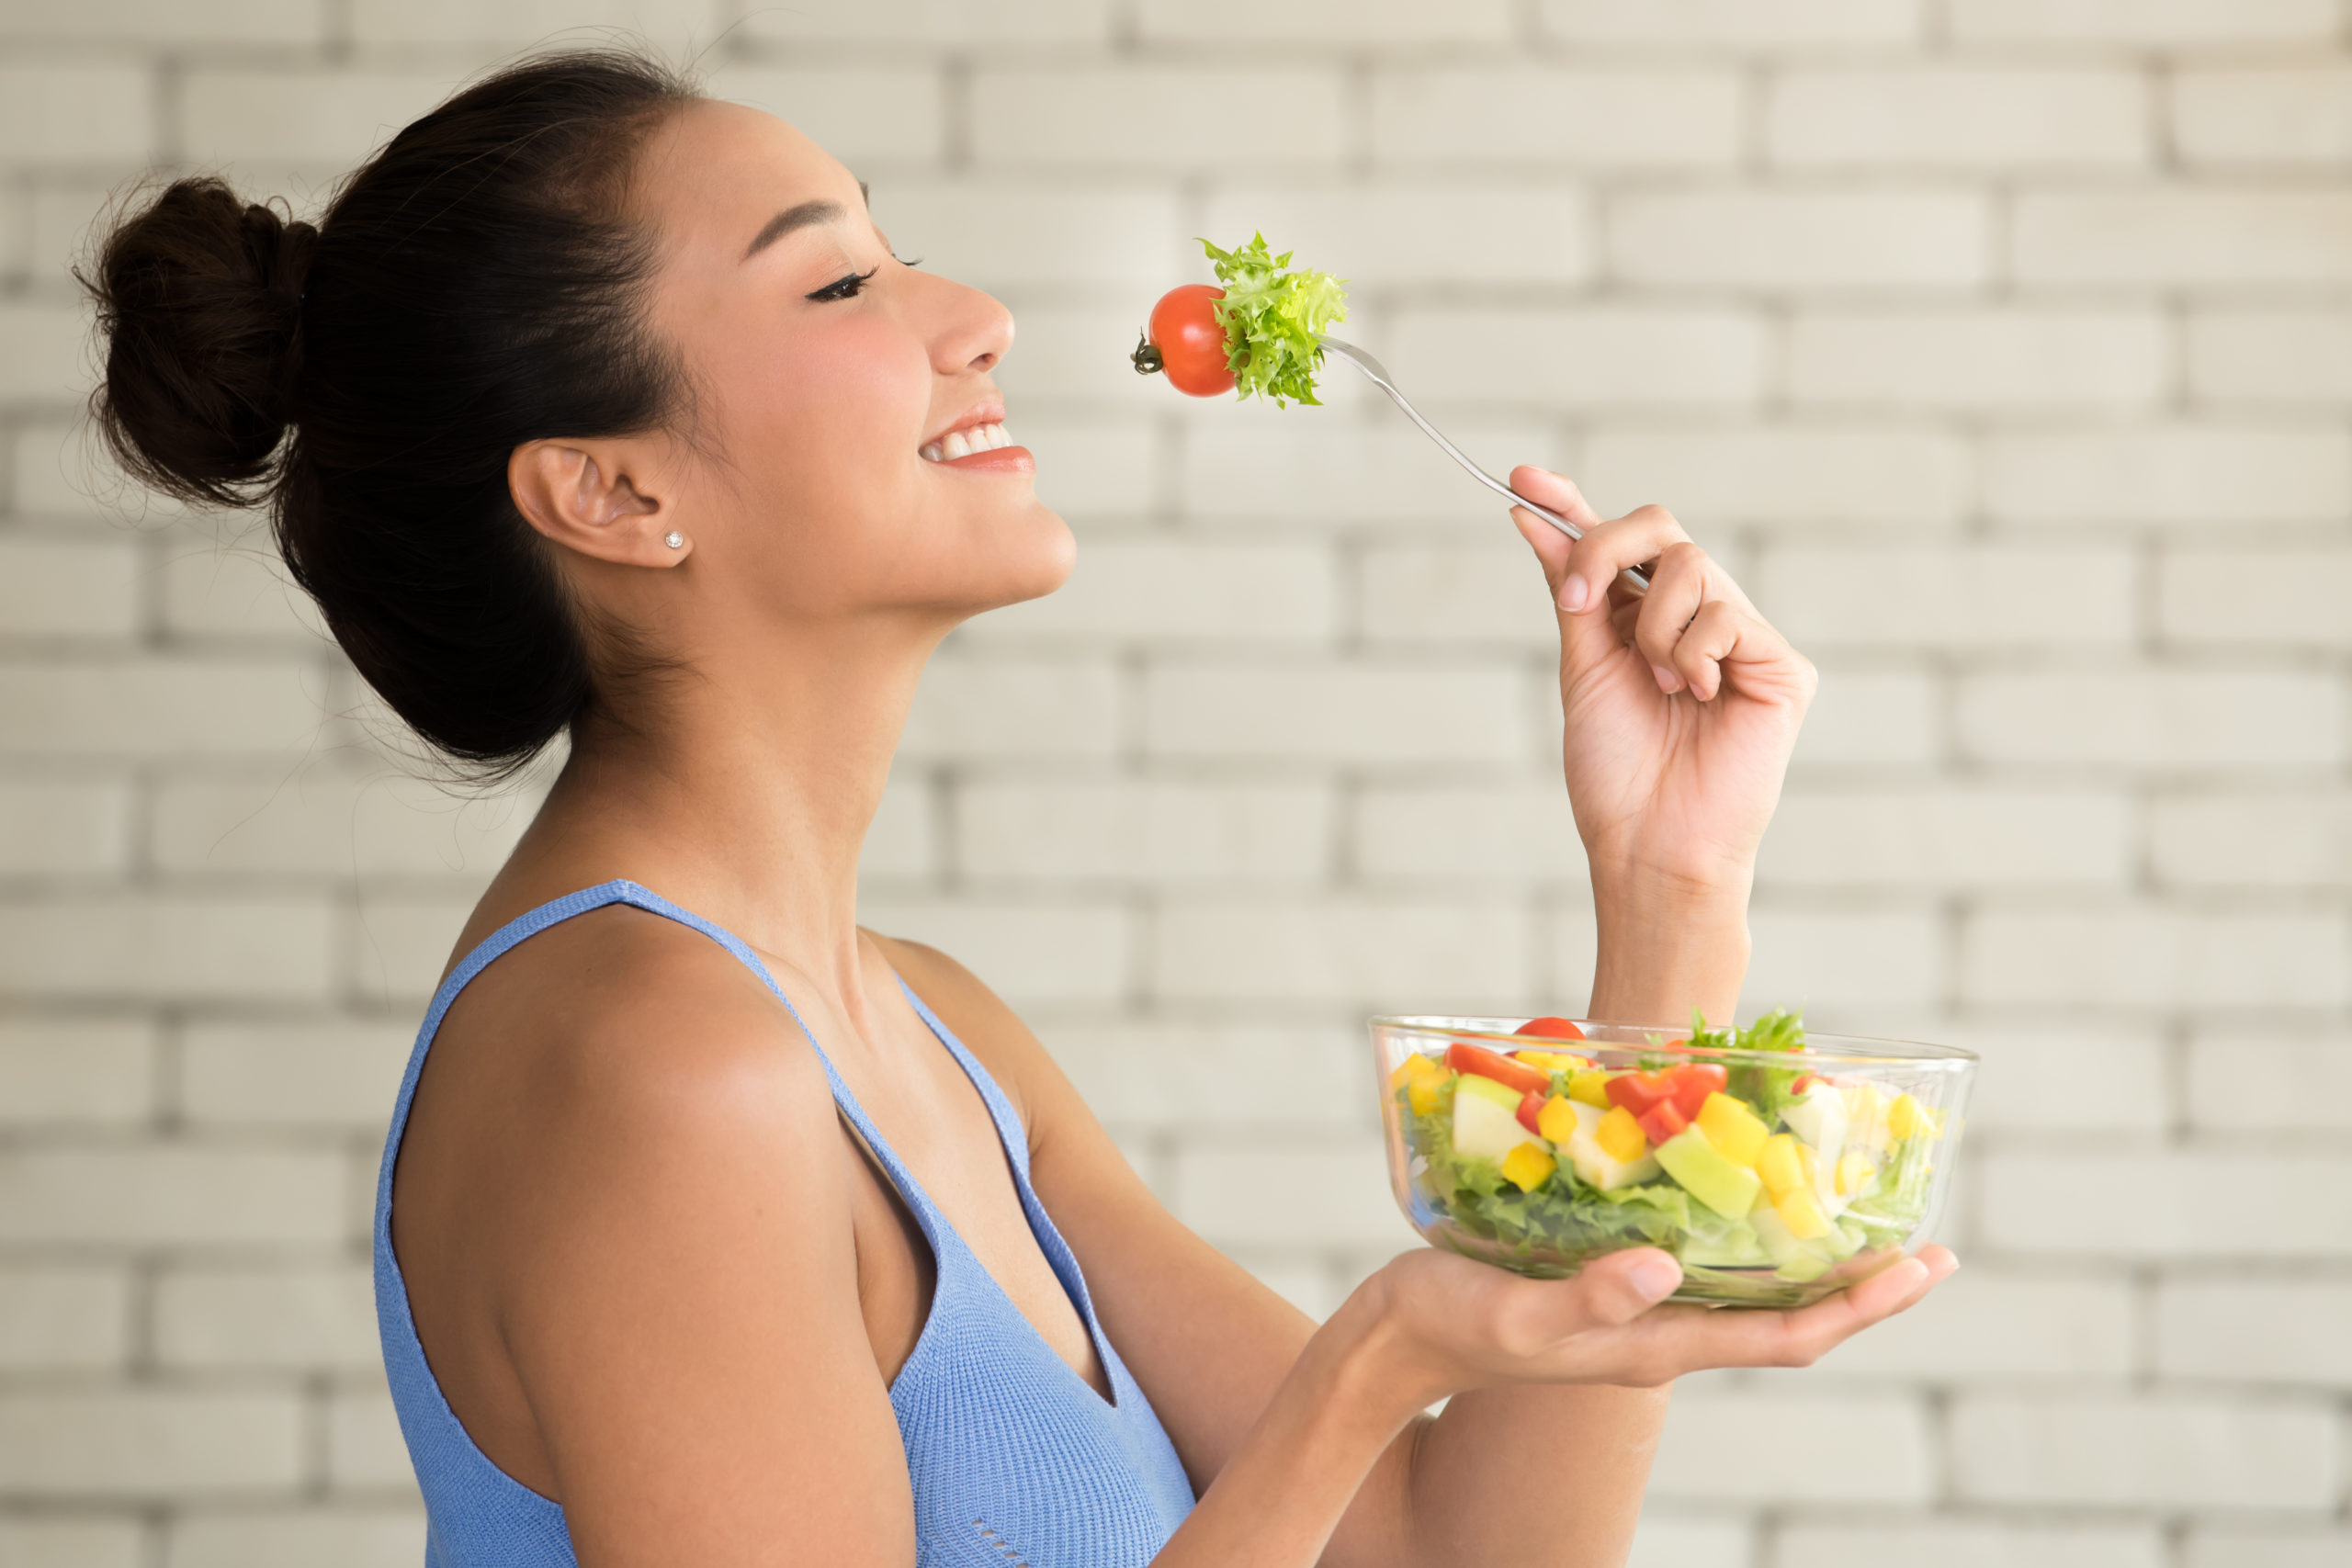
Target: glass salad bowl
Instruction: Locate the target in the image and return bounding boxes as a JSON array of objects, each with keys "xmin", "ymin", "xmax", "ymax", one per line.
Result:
[{"xmin": 1373, "ymin": 1015, "xmax": 1975, "ymax": 1309}]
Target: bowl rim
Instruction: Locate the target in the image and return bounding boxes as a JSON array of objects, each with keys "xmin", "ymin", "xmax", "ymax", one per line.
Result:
[{"xmin": 1367, "ymin": 1014, "xmax": 1980, "ymax": 1069}]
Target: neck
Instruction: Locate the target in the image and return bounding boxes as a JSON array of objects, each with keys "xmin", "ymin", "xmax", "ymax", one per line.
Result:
[{"xmin": 513, "ymin": 609, "xmax": 945, "ymax": 1012}]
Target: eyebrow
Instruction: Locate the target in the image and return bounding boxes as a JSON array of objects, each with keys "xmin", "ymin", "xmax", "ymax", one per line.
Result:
[{"xmin": 741, "ymin": 182, "xmax": 874, "ymax": 262}]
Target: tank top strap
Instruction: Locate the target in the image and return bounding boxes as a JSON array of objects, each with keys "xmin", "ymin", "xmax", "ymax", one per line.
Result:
[{"xmin": 892, "ymin": 977, "xmax": 1035, "ymax": 1182}]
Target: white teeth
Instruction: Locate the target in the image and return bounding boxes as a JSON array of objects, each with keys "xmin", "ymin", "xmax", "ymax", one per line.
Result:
[
  {"xmin": 942, "ymin": 429, "xmax": 971, "ymax": 460},
  {"xmin": 919, "ymin": 442, "xmax": 944, "ymax": 462},
  {"xmin": 922, "ymin": 422, "xmax": 1014, "ymax": 462}
]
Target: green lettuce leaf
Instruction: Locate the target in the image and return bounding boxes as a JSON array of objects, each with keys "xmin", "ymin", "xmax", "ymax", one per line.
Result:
[
  {"xmin": 1200, "ymin": 233, "xmax": 1349, "ymax": 407},
  {"xmin": 1698, "ymin": 1006, "xmax": 1808, "ymax": 1122}
]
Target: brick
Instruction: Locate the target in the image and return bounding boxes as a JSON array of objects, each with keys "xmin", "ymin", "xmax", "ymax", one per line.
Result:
[
  {"xmin": 1759, "ymin": 788, "xmax": 2132, "ymax": 890},
  {"xmin": 351, "ymin": 0, "xmax": 707, "ymax": 47},
  {"xmin": 0, "ymin": 1020, "xmax": 152, "ymax": 1126},
  {"xmin": 1787, "ymin": 310, "xmax": 2166, "ymax": 411},
  {"xmin": 2186, "ymin": 1528, "xmax": 2352, "ymax": 1568},
  {"xmin": 0, "ymin": 894, "xmax": 334, "ymax": 1002},
  {"xmin": 1181, "ymin": 416, "xmax": 1563, "ymax": 527},
  {"xmin": 0, "ymin": 1391, "xmax": 302, "ymax": 1496},
  {"xmin": 1951, "ymin": 1393, "xmax": 2335, "ymax": 1507},
  {"xmin": 1369, "ymin": 68, "xmax": 1742, "ymax": 169},
  {"xmin": 956, "ymin": 781, "xmax": 1329, "ymax": 885},
  {"xmin": 1353, "ymin": 784, "xmax": 1589, "ymax": 886},
  {"xmin": 1387, "ymin": 307, "xmax": 1768, "ymax": 411},
  {"xmin": 1018, "ymin": 419, "xmax": 1158, "ymax": 520},
  {"xmin": 181, "ymin": 69, "xmax": 455, "ymax": 165},
  {"xmin": 2156, "ymin": 1280, "xmax": 2352, "ymax": 1385},
  {"xmin": 1610, "ymin": 190, "xmax": 1988, "ymax": 289},
  {"xmin": 0, "ymin": 1518, "xmax": 141, "ymax": 1568},
  {"xmin": 1138, "ymin": 0, "xmax": 1509, "ymax": 42},
  {"xmin": 1961, "ymin": 671, "xmax": 2344, "ymax": 770},
  {"xmin": 1172, "ymin": 1134, "xmax": 1409, "ymax": 1248},
  {"xmin": 1154, "ymin": 897, "xmax": 1530, "ymax": 1009},
  {"xmin": 1965, "ymin": 906, "xmax": 2348, "ymax": 1010},
  {"xmin": 1776, "ymin": 1522, "xmax": 2161, "ymax": 1568},
  {"xmin": 2187, "ymin": 1029, "xmax": 2352, "ymax": 1133},
  {"xmin": 152, "ymin": 769, "xmax": 527, "ymax": 877},
  {"xmin": 1039, "ymin": 1021, "xmax": 1364, "ymax": 1131},
  {"xmin": 0, "ymin": 0, "xmax": 318, "ymax": 42},
  {"xmin": 860, "ymin": 773, "xmax": 936, "ymax": 885},
  {"xmin": 0, "ymin": 659, "xmax": 324, "ymax": 759},
  {"xmin": 966, "ymin": 539, "xmax": 1336, "ymax": 646},
  {"xmin": 0, "ymin": 537, "xmax": 140, "ymax": 637},
  {"xmin": 2177, "ymin": 69, "xmax": 2352, "ymax": 167},
  {"xmin": 327, "ymin": 1386, "xmax": 417, "ymax": 1491},
  {"xmin": 700, "ymin": 67, "xmax": 943, "ymax": 165},
  {"xmin": 179, "ymin": 1020, "xmax": 412, "ymax": 1131},
  {"xmin": 1758, "ymin": 546, "xmax": 2133, "ymax": 651},
  {"xmin": 1540, "ymin": 0, "xmax": 1920, "ymax": 46},
  {"xmin": 2188, "ymin": 312, "xmax": 2352, "ymax": 403},
  {"xmin": 0, "ymin": 301, "xmax": 94, "ymax": 403},
  {"xmin": 1771, "ymin": 68, "xmax": 2147, "ymax": 170},
  {"xmin": 2153, "ymin": 791, "xmax": 2352, "ymax": 886},
  {"xmin": 1812, "ymin": 1271, "xmax": 2134, "ymax": 1379},
  {"xmin": 350, "ymin": 893, "xmax": 472, "ymax": 1009},
  {"xmin": 0, "ymin": 778, "xmax": 131, "ymax": 874},
  {"xmin": 1579, "ymin": 427, "xmax": 1971, "ymax": 530},
  {"xmin": 167, "ymin": 1508, "xmax": 425, "ymax": 1568},
  {"xmin": 1984, "ymin": 1151, "xmax": 2352, "ymax": 1258},
  {"xmin": 0, "ymin": 65, "xmax": 151, "ymax": 163},
  {"xmin": 738, "ymin": 0, "xmax": 1109, "ymax": 42},
  {"xmin": 1950, "ymin": 0, "xmax": 2337, "ymax": 44},
  {"xmin": 1985, "ymin": 425, "xmax": 2351, "ymax": 526},
  {"xmin": 0, "ymin": 1145, "xmax": 345, "ymax": 1247},
  {"xmin": 0, "ymin": 1266, "xmax": 131, "ymax": 1371},
  {"xmin": 157, "ymin": 1264, "xmax": 377, "ymax": 1372},
  {"xmin": 972, "ymin": 68, "xmax": 1345, "ymax": 170},
  {"xmin": 861, "ymin": 897, "xmax": 1129, "ymax": 1007},
  {"xmin": 1359, "ymin": 544, "xmax": 1559, "ymax": 651},
  {"xmin": 901, "ymin": 657, "xmax": 1119, "ymax": 761},
  {"xmin": 2016, "ymin": 190, "xmax": 2352, "ymax": 288},
  {"xmin": 1625, "ymin": 1517, "xmax": 1754, "ymax": 1568},
  {"xmin": 1201, "ymin": 183, "xmax": 1591, "ymax": 287},
  {"xmin": 1951, "ymin": 1021, "xmax": 2167, "ymax": 1134},
  {"xmin": 2160, "ymin": 547, "xmax": 2352, "ymax": 650},
  {"xmin": 1144, "ymin": 662, "xmax": 1529, "ymax": 765},
  {"xmin": 1650, "ymin": 1391, "xmax": 1932, "ymax": 1503},
  {"xmin": 1789, "ymin": 671, "xmax": 1939, "ymax": 769},
  {"xmin": 990, "ymin": 305, "xmax": 1171, "ymax": 412},
  {"xmin": 157, "ymin": 545, "xmax": 323, "ymax": 642},
  {"xmin": 870, "ymin": 183, "xmax": 1180, "ymax": 296},
  {"xmin": 28, "ymin": 184, "xmax": 119, "ymax": 293},
  {"xmin": 1745, "ymin": 908, "xmax": 1943, "ymax": 1021},
  {"xmin": 10, "ymin": 420, "xmax": 175, "ymax": 523}
]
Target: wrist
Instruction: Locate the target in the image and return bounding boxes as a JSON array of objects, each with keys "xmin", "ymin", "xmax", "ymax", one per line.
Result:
[
  {"xmin": 1587, "ymin": 873, "xmax": 1751, "ymax": 1026},
  {"xmin": 1322, "ymin": 1266, "xmax": 1454, "ymax": 1421}
]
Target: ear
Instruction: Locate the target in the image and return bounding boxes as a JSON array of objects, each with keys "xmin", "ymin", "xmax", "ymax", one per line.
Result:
[{"xmin": 508, "ymin": 438, "xmax": 686, "ymax": 566}]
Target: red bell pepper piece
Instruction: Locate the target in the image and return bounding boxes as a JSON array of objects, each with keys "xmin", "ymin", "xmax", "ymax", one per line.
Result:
[
  {"xmin": 1665, "ymin": 1062, "xmax": 1728, "ymax": 1121},
  {"xmin": 1604, "ymin": 1070, "xmax": 1674, "ymax": 1115},
  {"xmin": 1514, "ymin": 1016, "xmax": 1587, "ymax": 1041},
  {"xmin": 1636, "ymin": 1099, "xmax": 1689, "ymax": 1146},
  {"xmin": 1516, "ymin": 1089, "xmax": 1547, "ymax": 1136},
  {"xmin": 1792, "ymin": 1073, "xmax": 1833, "ymax": 1097},
  {"xmin": 1445, "ymin": 1042, "xmax": 1550, "ymax": 1098}
]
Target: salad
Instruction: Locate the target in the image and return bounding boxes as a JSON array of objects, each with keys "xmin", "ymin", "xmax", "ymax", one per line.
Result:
[
  {"xmin": 1385, "ymin": 1012, "xmax": 1955, "ymax": 1303},
  {"xmin": 1131, "ymin": 234, "xmax": 1348, "ymax": 406}
]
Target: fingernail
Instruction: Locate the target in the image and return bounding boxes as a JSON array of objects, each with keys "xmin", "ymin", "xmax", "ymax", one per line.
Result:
[
  {"xmin": 1560, "ymin": 576, "xmax": 1589, "ymax": 613},
  {"xmin": 1652, "ymin": 664, "xmax": 1681, "ymax": 694},
  {"xmin": 1632, "ymin": 1257, "xmax": 1682, "ymax": 1302}
]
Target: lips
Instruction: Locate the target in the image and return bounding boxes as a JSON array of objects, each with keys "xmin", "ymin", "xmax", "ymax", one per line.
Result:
[{"xmin": 920, "ymin": 420, "xmax": 1014, "ymax": 462}]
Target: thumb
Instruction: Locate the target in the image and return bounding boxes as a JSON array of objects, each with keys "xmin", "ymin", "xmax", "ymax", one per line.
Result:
[{"xmin": 1571, "ymin": 1248, "xmax": 1685, "ymax": 1327}]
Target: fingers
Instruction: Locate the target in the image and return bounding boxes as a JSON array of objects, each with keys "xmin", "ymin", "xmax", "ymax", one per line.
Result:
[
  {"xmin": 1487, "ymin": 1248, "xmax": 1684, "ymax": 1359},
  {"xmin": 1557, "ymin": 503, "xmax": 1687, "ymax": 617}
]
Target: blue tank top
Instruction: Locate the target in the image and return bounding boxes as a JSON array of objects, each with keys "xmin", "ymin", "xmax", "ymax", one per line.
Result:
[{"xmin": 373, "ymin": 879, "xmax": 1197, "ymax": 1566}]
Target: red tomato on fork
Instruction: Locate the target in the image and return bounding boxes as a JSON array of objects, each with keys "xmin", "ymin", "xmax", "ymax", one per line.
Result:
[{"xmin": 1130, "ymin": 284, "xmax": 1236, "ymax": 396}]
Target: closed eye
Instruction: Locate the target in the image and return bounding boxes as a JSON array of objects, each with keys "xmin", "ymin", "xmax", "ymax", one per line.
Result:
[{"xmin": 806, "ymin": 265, "xmax": 880, "ymax": 302}]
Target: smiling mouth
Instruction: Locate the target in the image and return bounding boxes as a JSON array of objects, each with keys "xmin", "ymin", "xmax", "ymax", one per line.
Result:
[{"xmin": 921, "ymin": 421, "xmax": 1014, "ymax": 462}]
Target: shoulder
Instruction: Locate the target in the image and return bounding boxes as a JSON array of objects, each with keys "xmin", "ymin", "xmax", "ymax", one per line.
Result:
[{"xmin": 864, "ymin": 931, "xmax": 1062, "ymax": 1132}]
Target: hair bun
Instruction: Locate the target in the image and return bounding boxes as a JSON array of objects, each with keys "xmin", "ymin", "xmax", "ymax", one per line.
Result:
[{"xmin": 83, "ymin": 176, "xmax": 318, "ymax": 508}]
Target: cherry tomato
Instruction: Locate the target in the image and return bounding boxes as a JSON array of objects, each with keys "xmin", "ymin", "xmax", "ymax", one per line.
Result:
[
  {"xmin": 1513, "ymin": 1016, "xmax": 1587, "ymax": 1041},
  {"xmin": 1516, "ymin": 1089, "xmax": 1548, "ymax": 1137},
  {"xmin": 1444, "ymin": 1042, "xmax": 1550, "ymax": 1098},
  {"xmin": 1132, "ymin": 284, "xmax": 1235, "ymax": 397}
]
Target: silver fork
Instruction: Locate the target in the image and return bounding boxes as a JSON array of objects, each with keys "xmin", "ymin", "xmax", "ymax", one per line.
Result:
[{"xmin": 1319, "ymin": 336, "xmax": 1651, "ymax": 596}]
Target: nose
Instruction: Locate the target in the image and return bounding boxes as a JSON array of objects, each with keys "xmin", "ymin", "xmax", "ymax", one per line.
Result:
[{"xmin": 928, "ymin": 273, "xmax": 1013, "ymax": 377}]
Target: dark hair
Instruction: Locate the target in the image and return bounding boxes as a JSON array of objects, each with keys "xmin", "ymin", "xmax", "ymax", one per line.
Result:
[{"xmin": 82, "ymin": 49, "xmax": 697, "ymax": 773}]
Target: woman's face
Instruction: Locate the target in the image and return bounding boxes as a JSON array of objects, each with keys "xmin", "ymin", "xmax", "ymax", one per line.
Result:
[{"xmin": 625, "ymin": 98, "xmax": 1071, "ymax": 636}]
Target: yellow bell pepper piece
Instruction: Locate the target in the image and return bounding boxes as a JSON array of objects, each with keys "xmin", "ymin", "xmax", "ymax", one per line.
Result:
[
  {"xmin": 1387, "ymin": 1053, "xmax": 1441, "ymax": 1089},
  {"xmin": 1835, "ymin": 1150, "xmax": 1873, "ymax": 1196},
  {"xmin": 1774, "ymin": 1182, "xmax": 1832, "ymax": 1240},
  {"xmin": 1566, "ymin": 1070, "xmax": 1612, "ymax": 1108},
  {"xmin": 1515, "ymin": 1050, "xmax": 1593, "ymax": 1074},
  {"xmin": 1499, "ymin": 1142, "xmax": 1556, "ymax": 1192},
  {"xmin": 1756, "ymin": 1133, "xmax": 1804, "ymax": 1200},
  {"xmin": 1535, "ymin": 1094, "xmax": 1580, "ymax": 1145},
  {"xmin": 1596, "ymin": 1106, "xmax": 1647, "ymax": 1163},
  {"xmin": 1390, "ymin": 1054, "xmax": 1445, "ymax": 1115},
  {"xmin": 1888, "ymin": 1092, "xmax": 1937, "ymax": 1142},
  {"xmin": 1407, "ymin": 1075, "xmax": 1444, "ymax": 1117},
  {"xmin": 1695, "ymin": 1091, "xmax": 1770, "ymax": 1168}
]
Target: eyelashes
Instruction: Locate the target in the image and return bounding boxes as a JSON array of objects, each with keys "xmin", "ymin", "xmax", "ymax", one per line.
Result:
[{"xmin": 803, "ymin": 254, "xmax": 922, "ymax": 304}]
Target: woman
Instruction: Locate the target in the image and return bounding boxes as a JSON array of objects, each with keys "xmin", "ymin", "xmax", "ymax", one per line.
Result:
[{"xmin": 85, "ymin": 50, "xmax": 1952, "ymax": 1568}]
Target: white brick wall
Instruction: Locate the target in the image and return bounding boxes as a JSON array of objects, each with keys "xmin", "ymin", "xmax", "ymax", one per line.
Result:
[{"xmin": 3, "ymin": 3, "xmax": 2348, "ymax": 1561}]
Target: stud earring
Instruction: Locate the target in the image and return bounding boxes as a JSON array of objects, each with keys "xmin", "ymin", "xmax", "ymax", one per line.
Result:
[{"xmin": 662, "ymin": 531, "xmax": 684, "ymax": 550}]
